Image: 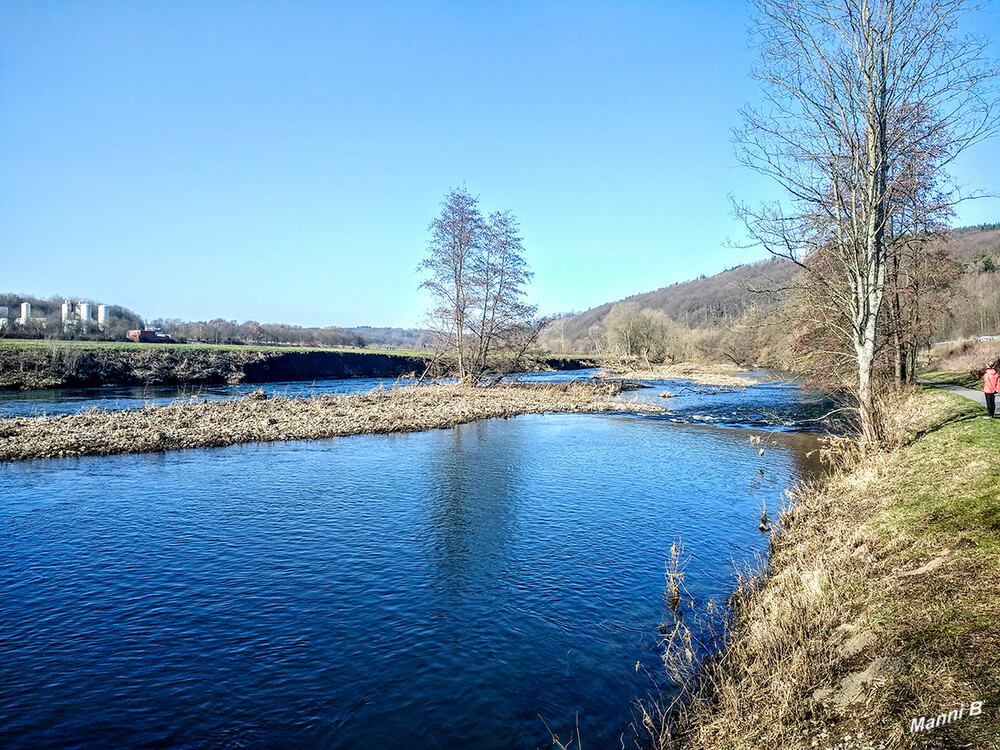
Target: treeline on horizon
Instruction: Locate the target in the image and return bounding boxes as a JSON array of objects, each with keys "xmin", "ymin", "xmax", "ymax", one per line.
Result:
[
  {"xmin": 4, "ymin": 223, "xmax": 997, "ymax": 358},
  {"xmin": 0, "ymin": 293, "xmax": 434, "ymax": 351},
  {"xmin": 144, "ymin": 321, "xmax": 434, "ymax": 350},
  {"xmin": 146, "ymin": 319, "xmax": 368, "ymax": 349},
  {"xmin": 0, "ymin": 294, "xmax": 369, "ymax": 349}
]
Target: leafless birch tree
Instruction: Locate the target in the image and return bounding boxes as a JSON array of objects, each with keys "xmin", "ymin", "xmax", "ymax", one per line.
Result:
[
  {"xmin": 468, "ymin": 210, "xmax": 538, "ymax": 377},
  {"xmin": 419, "ymin": 187, "xmax": 484, "ymax": 379},
  {"xmin": 419, "ymin": 189, "xmax": 538, "ymax": 381},
  {"xmin": 735, "ymin": 0, "xmax": 999, "ymax": 443}
]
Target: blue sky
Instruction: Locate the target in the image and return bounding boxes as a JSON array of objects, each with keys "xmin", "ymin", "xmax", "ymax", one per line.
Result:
[{"xmin": 2, "ymin": 1, "xmax": 999, "ymax": 328}]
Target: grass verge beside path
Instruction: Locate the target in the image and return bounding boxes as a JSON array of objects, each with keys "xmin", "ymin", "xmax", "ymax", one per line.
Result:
[
  {"xmin": 917, "ymin": 369, "xmax": 982, "ymax": 391},
  {"xmin": 660, "ymin": 387, "xmax": 1000, "ymax": 749},
  {"xmin": 0, "ymin": 381, "xmax": 662, "ymax": 462}
]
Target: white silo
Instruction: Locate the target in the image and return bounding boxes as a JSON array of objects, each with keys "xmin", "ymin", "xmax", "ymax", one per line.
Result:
[
  {"xmin": 62, "ymin": 300, "xmax": 72, "ymax": 323},
  {"xmin": 19, "ymin": 302, "xmax": 30, "ymax": 324},
  {"xmin": 79, "ymin": 302, "xmax": 93, "ymax": 324},
  {"xmin": 97, "ymin": 304, "xmax": 109, "ymax": 325}
]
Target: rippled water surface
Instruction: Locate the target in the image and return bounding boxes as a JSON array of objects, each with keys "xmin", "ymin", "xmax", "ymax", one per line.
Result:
[
  {"xmin": 0, "ymin": 375, "xmax": 406, "ymax": 417},
  {"xmin": 0, "ymin": 412, "xmax": 821, "ymax": 749},
  {"xmin": 0, "ymin": 369, "xmax": 838, "ymax": 433}
]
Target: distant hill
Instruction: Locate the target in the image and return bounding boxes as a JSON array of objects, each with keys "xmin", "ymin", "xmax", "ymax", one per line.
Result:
[
  {"xmin": 540, "ymin": 256, "xmax": 798, "ymax": 353},
  {"xmin": 937, "ymin": 224, "xmax": 1000, "ymax": 339},
  {"xmin": 541, "ymin": 223, "xmax": 1000, "ymax": 356},
  {"xmin": 948, "ymin": 224, "xmax": 1000, "ymax": 271}
]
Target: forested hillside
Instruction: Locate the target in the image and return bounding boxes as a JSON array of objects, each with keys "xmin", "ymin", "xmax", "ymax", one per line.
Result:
[
  {"xmin": 540, "ymin": 224, "xmax": 1000, "ymax": 366},
  {"xmin": 538, "ymin": 256, "xmax": 798, "ymax": 363},
  {"xmin": 936, "ymin": 224, "xmax": 1000, "ymax": 339}
]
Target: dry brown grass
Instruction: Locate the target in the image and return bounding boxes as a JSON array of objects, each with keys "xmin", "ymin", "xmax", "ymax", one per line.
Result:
[
  {"xmin": 651, "ymin": 387, "xmax": 1000, "ymax": 750},
  {"xmin": 599, "ymin": 361, "xmax": 762, "ymax": 387},
  {"xmin": 926, "ymin": 339, "xmax": 1000, "ymax": 382},
  {"xmin": 0, "ymin": 381, "xmax": 664, "ymax": 462}
]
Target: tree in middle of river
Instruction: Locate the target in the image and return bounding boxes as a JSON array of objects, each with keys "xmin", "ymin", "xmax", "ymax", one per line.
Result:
[{"xmin": 418, "ymin": 187, "xmax": 538, "ymax": 382}]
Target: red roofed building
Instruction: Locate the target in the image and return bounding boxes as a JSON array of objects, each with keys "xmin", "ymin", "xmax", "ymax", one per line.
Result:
[{"xmin": 127, "ymin": 329, "xmax": 173, "ymax": 343}]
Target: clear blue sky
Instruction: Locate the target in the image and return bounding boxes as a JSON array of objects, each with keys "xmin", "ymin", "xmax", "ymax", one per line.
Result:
[{"xmin": 2, "ymin": 1, "xmax": 999, "ymax": 328}]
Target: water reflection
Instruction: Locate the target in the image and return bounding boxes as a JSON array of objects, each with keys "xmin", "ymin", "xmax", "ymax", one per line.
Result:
[
  {"xmin": 426, "ymin": 423, "xmax": 522, "ymax": 592},
  {"xmin": 0, "ymin": 412, "xmax": 821, "ymax": 749}
]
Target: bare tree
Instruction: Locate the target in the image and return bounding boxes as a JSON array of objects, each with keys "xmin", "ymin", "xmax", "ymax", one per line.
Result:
[
  {"xmin": 883, "ymin": 104, "xmax": 958, "ymax": 382},
  {"xmin": 419, "ymin": 189, "xmax": 538, "ymax": 381},
  {"xmin": 468, "ymin": 210, "xmax": 538, "ymax": 378},
  {"xmin": 418, "ymin": 187, "xmax": 484, "ymax": 379},
  {"xmin": 735, "ymin": 0, "xmax": 999, "ymax": 443},
  {"xmin": 605, "ymin": 302, "xmax": 680, "ymax": 367}
]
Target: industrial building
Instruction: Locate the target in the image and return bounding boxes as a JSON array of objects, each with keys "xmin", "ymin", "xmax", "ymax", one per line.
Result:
[
  {"xmin": 126, "ymin": 329, "xmax": 173, "ymax": 344},
  {"xmin": 57, "ymin": 299, "xmax": 108, "ymax": 331},
  {"xmin": 1, "ymin": 299, "xmax": 113, "ymax": 332}
]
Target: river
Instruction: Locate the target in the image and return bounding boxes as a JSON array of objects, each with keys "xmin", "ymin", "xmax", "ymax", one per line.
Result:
[
  {"xmin": 0, "ymin": 376, "xmax": 828, "ymax": 748},
  {"xmin": 0, "ymin": 369, "xmax": 837, "ymax": 433}
]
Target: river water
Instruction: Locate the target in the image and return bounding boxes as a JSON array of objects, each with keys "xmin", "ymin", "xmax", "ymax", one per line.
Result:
[
  {"xmin": 0, "ymin": 369, "xmax": 837, "ymax": 433},
  {"xmin": 0, "ymin": 375, "xmax": 827, "ymax": 749},
  {"xmin": 0, "ymin": 370, "xmax": 611, "ymax": 419}
]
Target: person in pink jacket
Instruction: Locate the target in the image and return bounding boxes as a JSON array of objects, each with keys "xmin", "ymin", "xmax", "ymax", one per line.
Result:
[{"xmin": 985, "ymin": 361, "xmax": 999, "ymax": 418}]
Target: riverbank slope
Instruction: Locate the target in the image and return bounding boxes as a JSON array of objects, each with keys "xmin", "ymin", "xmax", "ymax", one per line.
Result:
[
  {"xmin": 0, "ymin": 341, "xmax": 598, "ymax": 390},
  {"xmin": 0, "ymin": 381, "xmax": 661, "ymax": 461},
  {"xmin": 661, "ymin": 386, "xmax": 1000, "ymax": 749}
]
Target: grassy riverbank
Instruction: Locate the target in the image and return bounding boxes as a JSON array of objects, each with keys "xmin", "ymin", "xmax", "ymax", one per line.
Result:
[
  {"xmin": 0, "ymin": 340, "xmax": 431, "ymax": 389},
  {"xmin": 0, "ymin": 381, "xmax": 662, "ymax": 462},
  {"xmin": 0, "ymin": 340, "xmax": 599, "ymax": 390},
  {"xmin": 658, "ymin": 386, "xmax": 999, "ymax": 749},
  {"xmin": 0, "ymin": 339, "xmax": 432, "ymax": 359},
  {"xmin": 926, "ymin": 339, "xmax": 1000, "ymax": 387}
]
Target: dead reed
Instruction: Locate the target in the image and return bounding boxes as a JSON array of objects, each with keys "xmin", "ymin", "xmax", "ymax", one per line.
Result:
[
  {"xmin": 927, "ymin": 338, "xmax": 999, "ymax": 379},
  {"xmin": 600, "ymin": 362, "xmax": 762, "ymax": 388},
  {"xmin": 0, "ymin": 381, "xmax": 664, "ymax": 462},
  {"xmin": 646, "ymin": 387, "xmax": 1000, "ymax": 749}
]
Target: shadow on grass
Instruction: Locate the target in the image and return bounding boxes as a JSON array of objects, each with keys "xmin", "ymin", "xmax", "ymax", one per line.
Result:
[{"xmin": 903, "ymin": 385, "xmax": 984, "ymax": 445}]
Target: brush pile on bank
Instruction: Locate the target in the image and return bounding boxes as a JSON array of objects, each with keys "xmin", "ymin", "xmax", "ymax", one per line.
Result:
[
  {"xmin": 0, "ymin": 381, "xmax": 662, "ymax": 461},
  {"xmin": 600, "ymin": 361, "xmax": 762, "ymax": 387},
  {"xmin": 650, "ymin": 387, "xmax": 1000, "ymax": 749}
]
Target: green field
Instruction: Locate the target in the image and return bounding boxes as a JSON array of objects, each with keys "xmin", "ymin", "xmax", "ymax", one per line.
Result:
[{"xmin": 0, "ymin": 339, "xmax": 434, "ymax": 358}]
